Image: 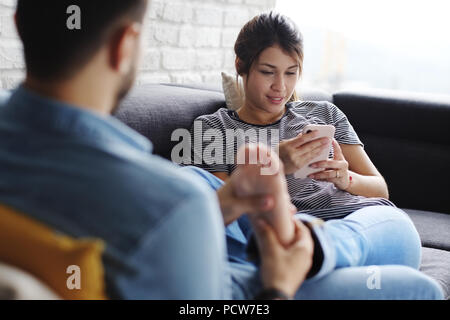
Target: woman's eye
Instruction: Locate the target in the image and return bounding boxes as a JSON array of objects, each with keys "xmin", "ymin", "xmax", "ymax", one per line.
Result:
[
  {"xmin": 260, "ymin": 70, "xmax": 274, "ymax": 75},
  {"xmin": 286, "ymin": 72, "xmax": 297, "ymax": 76}
]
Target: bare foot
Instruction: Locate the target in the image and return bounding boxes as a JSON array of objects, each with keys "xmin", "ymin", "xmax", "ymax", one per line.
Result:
[{"xmin": 232, "ymin": 143, "xmax": 296, "ymax": 245}]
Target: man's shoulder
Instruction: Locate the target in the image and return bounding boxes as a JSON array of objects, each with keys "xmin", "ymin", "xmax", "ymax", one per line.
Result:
[
  {"xmin": 118, "ymin": 155, "xmax": 220, "ymax": 217},
  {"xmin": 93, "ymin": 150, "xmax": 213, "ymax": 201}
]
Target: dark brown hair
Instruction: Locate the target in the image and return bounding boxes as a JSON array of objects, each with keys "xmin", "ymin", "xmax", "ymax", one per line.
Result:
[
  {"xmin": 234, "ymin": 12, "xmax": 304, "ymax": 101},
  {"xmin": 16, "ymin": 0, "xmax": 148, "ymax": 81}
]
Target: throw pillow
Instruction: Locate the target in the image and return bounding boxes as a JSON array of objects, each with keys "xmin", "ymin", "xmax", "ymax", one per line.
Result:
[
  {"xmin": 221, "ymin": 71, "xmax": 245, "ymax": 110},
  {"xmin": 0, "ymin": 204, "xmax": 107, "ymax": 300},
  {"xmin": 0, "ymin": 262, "xmax": 60, "ymax": 300}
]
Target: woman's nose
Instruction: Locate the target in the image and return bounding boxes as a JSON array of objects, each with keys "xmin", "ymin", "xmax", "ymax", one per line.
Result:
[{"xmin": 271, "ymin": 75, "xmax": 285, "ymax": 92}]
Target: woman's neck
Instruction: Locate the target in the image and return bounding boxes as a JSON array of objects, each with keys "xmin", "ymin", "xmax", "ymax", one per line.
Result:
[{"xmin": 237, "ymin": 104, "xmax": 286, "ymax": 125}]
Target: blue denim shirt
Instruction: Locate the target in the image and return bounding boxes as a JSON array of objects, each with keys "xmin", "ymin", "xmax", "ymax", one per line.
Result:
[{"xmin": 0, "ymin": 86, "xmax": 229, "ymax": 299}]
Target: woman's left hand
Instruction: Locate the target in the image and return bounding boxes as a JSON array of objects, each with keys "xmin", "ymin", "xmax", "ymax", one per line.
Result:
[{"xmin": 307, "ymin": 139, "xmax": 351, "ymax": 190}]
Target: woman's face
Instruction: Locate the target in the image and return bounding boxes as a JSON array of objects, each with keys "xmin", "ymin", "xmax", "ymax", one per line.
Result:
[{"xmin": 243, "ymin": 45, "xmax": 300, "ymax": 113}]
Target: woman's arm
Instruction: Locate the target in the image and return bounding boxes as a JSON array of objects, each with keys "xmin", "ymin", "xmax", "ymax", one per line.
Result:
[
  {"xmin": 309, "ymin": 140, "xmax": 389, "ymax": 199},
  {"xmin": 340, "ymin": 143, "xmax": 389, "ymax": 199}
]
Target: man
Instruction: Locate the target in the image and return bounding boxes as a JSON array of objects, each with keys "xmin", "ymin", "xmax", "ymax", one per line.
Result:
[
  {"xmin": 0, "ymin": 1, "xmax": 443, "ymax": 300},
  {"xmin": 0, "ymin": 0, "xmax": 313, "ymax": 299}
]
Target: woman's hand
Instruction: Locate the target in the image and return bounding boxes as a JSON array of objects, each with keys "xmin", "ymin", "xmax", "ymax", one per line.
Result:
[
  {"xmin": 253, "ymin": 217, "xmax": 314, "ymax": 298},
  {"xmin": 278, "ymin": 131, "xmax": 331, "ymax": 175},
  {"xmin": 307, "ymin": 139, "xmax": 351, "ymax": 190}
]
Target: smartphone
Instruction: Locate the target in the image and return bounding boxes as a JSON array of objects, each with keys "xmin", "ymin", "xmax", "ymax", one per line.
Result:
[{"xmin": 293, "ymin": 124, "xmax": 335, "ymax": 179}]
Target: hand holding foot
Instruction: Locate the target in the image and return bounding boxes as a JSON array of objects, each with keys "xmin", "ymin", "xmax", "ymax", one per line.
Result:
[{"xmin": 253, "ymin": 218, "xmax": 314, "ymax": 298}]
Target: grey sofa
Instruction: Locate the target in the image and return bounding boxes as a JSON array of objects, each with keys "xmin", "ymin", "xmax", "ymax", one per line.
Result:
[
  {"xmin": 0, "ymin": 84, "xmax": 449, "ymax": 299},
  {"xmin": 114, "ymin": 83, "xmax": 450, "ymax": 299}
]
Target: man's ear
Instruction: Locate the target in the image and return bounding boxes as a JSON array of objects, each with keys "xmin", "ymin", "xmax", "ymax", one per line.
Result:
[
  {"xmin": 235, "ymin": 57, "xmax": 241, "ymax": 76},
  {"xmin": 109, "ymin": 23, "xmax": 142, "ymax": 74},
  {"xmin": 14, "ymin": 12, "xmax": 20, "ymax": 38}
]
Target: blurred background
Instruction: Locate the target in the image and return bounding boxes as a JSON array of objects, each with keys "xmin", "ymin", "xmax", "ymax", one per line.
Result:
[
  {"xmin": 0, "ymin": 0, "xmax": 449, "ymax": 96},
  {"xmin": 277, "ymin": 0, "xmax": 450, "ymax": 96}
]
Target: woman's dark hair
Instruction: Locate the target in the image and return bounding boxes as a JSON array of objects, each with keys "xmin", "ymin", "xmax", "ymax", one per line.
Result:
[
  {"xmin": 16, "ymin": 0, "xmax": 148, "ymax": 81},
  {"xmin": 234, "ymin": 12, "xmax": 304, "ymax": 101}
]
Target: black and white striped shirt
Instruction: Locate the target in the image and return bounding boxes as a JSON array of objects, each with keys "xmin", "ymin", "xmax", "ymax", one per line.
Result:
[{"xmin": 188, "ymin": 101, "xmax": 395, "ymax": 220}]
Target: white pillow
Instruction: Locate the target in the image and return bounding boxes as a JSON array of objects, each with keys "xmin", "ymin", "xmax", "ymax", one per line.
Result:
[
  {"xmin": 221, "ymin": 71, "xmax": 245, "ymax": 111},
  {"xmin": 0, "ymin": 262, "xmax": 60, "ymax": 300}
]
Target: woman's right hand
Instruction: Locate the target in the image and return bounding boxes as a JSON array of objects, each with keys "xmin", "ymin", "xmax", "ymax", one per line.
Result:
[
  {"xmin": 253, "ymin": 217, "xmax": 314, "ymax": 298},
  {"xmin": 278, "ymin": 131, "xmax": 331, "ymax": 175}
]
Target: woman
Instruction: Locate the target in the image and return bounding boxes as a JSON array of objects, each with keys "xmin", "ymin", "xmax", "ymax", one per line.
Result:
[
  {"xmin": 181, "ymin": 12, "xmax": 444, "ymax": 299},
  {"xmin": 190, "ymin": 12, "xmax": 393, "ymax": 221}
]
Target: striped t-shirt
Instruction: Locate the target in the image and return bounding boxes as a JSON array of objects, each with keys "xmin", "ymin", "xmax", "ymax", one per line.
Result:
[{"xmin": 187, "ymin": 100, "xmax": 395, "ymax": 220}]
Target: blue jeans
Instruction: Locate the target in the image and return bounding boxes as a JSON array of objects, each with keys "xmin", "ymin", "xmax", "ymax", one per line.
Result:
[{"xmin": 181, "ymin": 166, "xmax": 444, "ymax": 300}]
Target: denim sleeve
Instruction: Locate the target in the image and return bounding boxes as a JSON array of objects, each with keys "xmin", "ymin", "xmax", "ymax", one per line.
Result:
[{"xmin": 113, "ymin": 185, "xmax": 231, "ymax": 299}]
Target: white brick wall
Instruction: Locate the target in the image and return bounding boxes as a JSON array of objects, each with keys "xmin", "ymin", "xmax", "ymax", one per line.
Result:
[
  {"xmin": 0, "ymin": 0, "xmax": 24, "ymax": 89},
  {"xmin": 0, "ymin": 0, "xmax": 276, "ymax": 90},
  {"xmin": 138, "ymin": 0, "xmax": 277, "ymax": 86}
]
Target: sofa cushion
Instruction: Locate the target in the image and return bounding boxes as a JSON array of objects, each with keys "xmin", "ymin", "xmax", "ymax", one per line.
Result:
[
  {"xmin": 115, "ymin": 84, "xmax": 226, "ymax": 160},
  {"xmin": 420, "ymin": 247, "xmax": 450, "ymax": 300},
  {"xmin": 405, "ymin": 209, "xmax": 450, "ymax": 251},
  {"xmin": 221, "ymin": 71, "xmax": 244, "ymax": 110}
]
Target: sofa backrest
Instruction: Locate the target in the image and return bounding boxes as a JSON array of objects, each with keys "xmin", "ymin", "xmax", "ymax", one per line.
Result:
[
  {"xmin": 115, "ymin": 84, "xmax": 226, "ymax": 160},
  {"xmin": 115, "ymin": 84, "xmax": 450, "ymax": 214},
  {"xmin": 334, "ymin": 90, "xmax": 450, "ymax": 213}
]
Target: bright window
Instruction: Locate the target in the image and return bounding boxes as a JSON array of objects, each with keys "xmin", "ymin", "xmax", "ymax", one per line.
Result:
[{"xmin": 276, "ymin": 0, "xmax": 450, "ymax": 96}]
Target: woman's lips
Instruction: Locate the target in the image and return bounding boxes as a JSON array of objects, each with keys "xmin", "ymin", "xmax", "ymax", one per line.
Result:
[{"xmin": 267, "ymin": 96, "xmax": 284, "ymax": 104}]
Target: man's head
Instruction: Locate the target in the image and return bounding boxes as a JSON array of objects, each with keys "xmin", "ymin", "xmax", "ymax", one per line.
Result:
[{"xmin": 15, "ymin": 0, "xmax": 148, "ymax": 111}]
